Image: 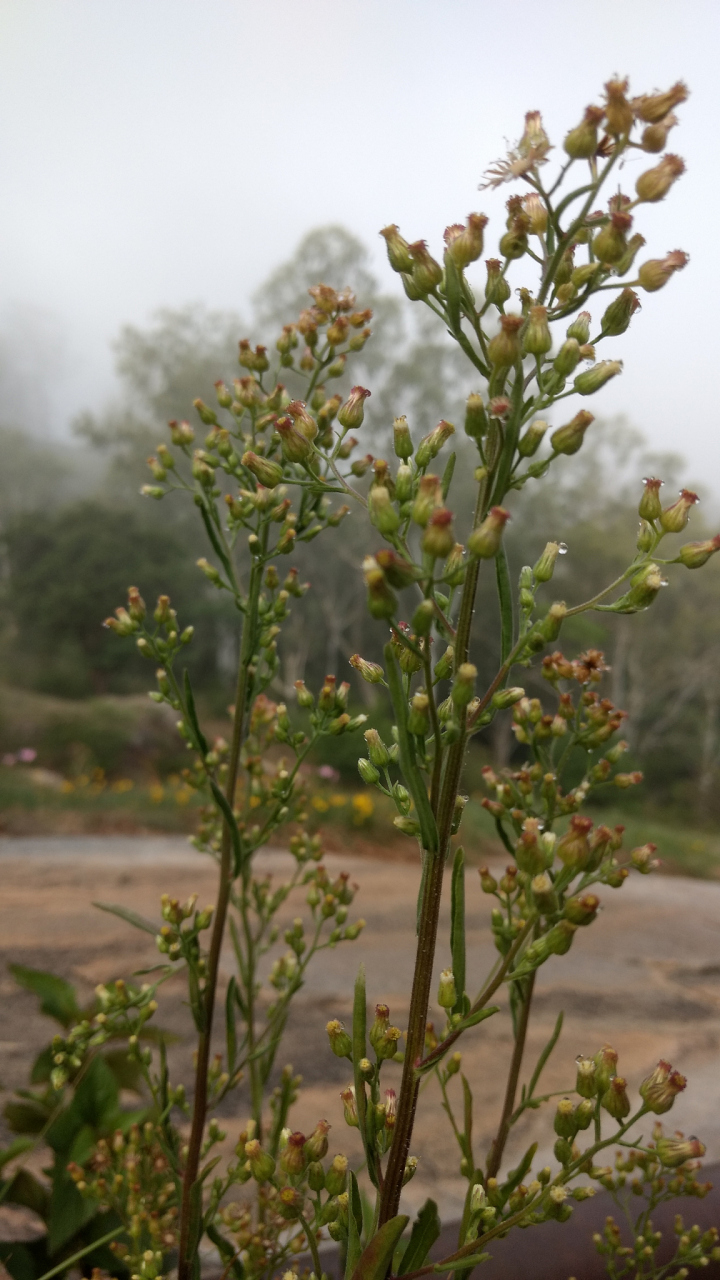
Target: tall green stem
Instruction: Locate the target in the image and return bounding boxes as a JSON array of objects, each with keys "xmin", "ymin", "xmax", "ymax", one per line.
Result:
[{"xmin": 177, "ymin": 558, "xmax": 263, "ymax": 1280}]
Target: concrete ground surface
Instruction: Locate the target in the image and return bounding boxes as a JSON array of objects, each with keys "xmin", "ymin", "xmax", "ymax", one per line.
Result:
[{"xmin": 0, "ymin": 834, "xmax": 719, "ymax": 1244}]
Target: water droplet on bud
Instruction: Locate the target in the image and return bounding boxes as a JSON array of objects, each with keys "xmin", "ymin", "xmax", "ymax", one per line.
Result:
[{"xmin": 558, "ymin": 542, "xmax": 569, "ymax": 555}]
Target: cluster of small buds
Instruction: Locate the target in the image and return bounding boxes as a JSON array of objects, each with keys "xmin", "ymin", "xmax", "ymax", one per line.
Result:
[
  {"xmin": 105, "ymin": 589, "xmax": 193, "ymax": 665},
  {"xmin": 68, "ymin": 1122, "xmax": 178, "ymax": 1269},
  {"xmin": 155, "ymin": 892, "xmax": 214, "ymax": 962},
  {"xmin": 50, "ymin": 980, "xmax": 159, "ymax": 1090},
  {"xmin": 303, "ymin": 863, "xmax": 365, "ymax": 945},
  {"xmin": 293, "ymin": 673, "xmax": 368, "ymax": 738}
]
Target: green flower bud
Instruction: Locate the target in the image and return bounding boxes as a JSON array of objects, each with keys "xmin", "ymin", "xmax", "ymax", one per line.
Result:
[
  {"xmin": 660, "ymin": 488, "xmax": 699, "ymax": 533},
  {"xmin": 531, "ymin": 872, "xmax": 557, "ymax": 914},
  {"xmin": 638, "ymin": 249, "xmax": 689, "ymax": 292},
  {"xmin": 556, "ymin": 815, "xmax": 593, "ymax": 870},
  {"xmin": 554, "ymin": 1097, "xmax": 578, "ymax": 1139},
  {"xmin": 601, "ymin": 1076, "xmax": 630, "ymax": 1120},
  {"xmin": 407, "ymin": 692, "xmax": 430, "ymax": 736},
  {"xmin": 467, "ymin": 507, "xmax": 510, "ymax": 559},
  {"xmin": 393, "ymin": 416, "xmax": 413, "ymax": 459},
  {"xmin": 635, "ymin": 153, "xmax": 685, "ymax": 203},
  {"xmin": 326, "ymin": 1152, "xmax": 349, "ymax": 1193},
  {"xmin": 518, "ymin": 419, "xmax": 548, "ymax": 457},
  {"xmin": 364, "ymin": 563, "xmax": 397, "ymax": 620},
  {"xmin": 553, "ymin": 339, "xmax": 581, "ymax": 380},
  {"xmin": 380, "ymin": 224, "xmax": 414, "ymax": 274},
  {"xmin": 487, "ymin": 314, "xmax": 524, "ymax": 368},
  {"xmin": 465, "ymin": 393, "xmax": 487, "ymax": 442},
  {"xmin": 656, "ymin": 1136, "xmax": 705, "ymax": 1167},
  {"xmin": 639, "ymin": 477, "xmax": 663, "ymax": 521},
  {"xmin": 276, "ymin": 415, "xmax": 313, "ymax": 463},
  {"xmin": 593, "ymin": 213, "xmax": 632, "ymax": 265},
  {"xmin": 491, "ymin": 685, "xmax": 525, "ymax": 710},
  {"xmin": 452, "ymin": 663, "xmax": 477, "ymax": 707},
  {"xmin": 573, "ymin": 360, "xmax": 623, "ymax": 396},
  {"xmin": 337, "ymin": 386, "xmax": 371, "ymax": 431},
  {"xmin": 551, "ymin": 410, "xmax": 595, "ymax": 455},
  {"xmin": 368, "ymin": 486, "xmax": 400, "ymax": 538},
  {"xmin": 601, "ymin": 288, "xmax": 641, "ymax": 337},
  {"xmin": 364, "ymin": 728, "xmax": 390, "ymax": 768},
  {"xmin": 575, "ymin": 1056, "xmax": 597, "ymax": 1098},
  {"xmin": 434, "ymin": 645, "xmax": 454, "ymax": 680},
  {"xmin": 443, "ymin": 213, "xmax": 488, "ymax": 268},
  {"xmin": 415, "ymin": 419, "xmax": 455, "ymax": 468},
  {"xmin": 563, "ymin": 105, "xmax": 604, "ymax": 159},
  {"xmin": 408, "ymin": 240, "xmax": 443, "ymax": 294},
  {"xmin": 307, "ymin": 1160, "xmax": 326, "ymax": 1192},
  {"xmin": 564, "ymin": 893, "xmax": 600, "ymax": 926},
  {"xmin": 437, "ymin": 968, "xmax": 457, "ymax": 1010},
  {"xmin": 241, "ymin": 451, "xmax": 284, "ymax": 488},
  {"xmin": 412, "ymin": 598, "xmax": 435, "ymax": 636},
  {"xmin": 533, "ymin": 541, "xmax": 561, "ymax": 582},
  {"xmin": 412, "ymin": 475, "xmax": 442, "ymax": 526},
  {"xmin": 326, "ymin": 1020, "xmax": 353, "ymax": 1059},
  {"xmin": 639, "ymin": 1061, "xmax": 687, "ymax": 1113},
  {"xmin": 677, "ymin": 535, "xmax": 720, "ymax": 568},
  {"xmin": 484, "ymin": 258, "xmax": 511, "ymax": 307},
  {"xmin": 244, "ymin": 1139, "xmax": 275, "ymax": 1183},
  {"xmin": 523, "ymin": 305, "xmax": 552, "ymax": 357},
  {"xmin": 422, "ymin": 509, "xmax": 455, "ymax": 560},
  {"xmin": 349, "ymin": 654, "xmax": 385, "ymax": 684}
]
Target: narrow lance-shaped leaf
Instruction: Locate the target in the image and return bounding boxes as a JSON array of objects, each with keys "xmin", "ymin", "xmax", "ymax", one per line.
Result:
[
  {"xmin": 93, "ymin": 902, "xmax": 158, "ymax": 936},
  {"xmin": 183, "ymin": 668, "xmax": 209, "ymax": 756},
  {"xmin": 495, "ymin": 546, "xmax": 514, "ymax": 665},
  {"xmin": 397, "ymin": 1198, "xmax": 441, "ymax": 1275},
  {"xmin": 350, "ymin": 1214, "xmax": 410, "ymax": 1280},
  {"xmin": 345, "ymin": 1171, "xmax": 364, "ymax": 1280},
  {"xmin": 384, "ymin": 642, "xmax": 438, "ymax": 853}
]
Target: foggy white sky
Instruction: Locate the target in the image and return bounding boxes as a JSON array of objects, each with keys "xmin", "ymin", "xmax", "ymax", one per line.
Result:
[{"xmin": 0, "ymin": 0, "xmax": 718, "ymax": 489}]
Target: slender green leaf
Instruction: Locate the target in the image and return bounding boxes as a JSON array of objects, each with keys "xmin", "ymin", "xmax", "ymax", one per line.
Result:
[
  {"xmin": 93, "ymin": 902, "xmax": 158, "ymax": 936},
  {"xmin": 352, "ymin": 965, "xmax": 376, "ymax": 1184},
  {"xmin": 184, "ymin": 669, "xmax": 209, "ymax": 756},
  {"xmin": 504, "ymin": 1141, "xmax": 538, "ymax": 1197},
  {"xmin": 345, "ymin": 1172, "xmax": 363, "ymax": 1280},
  {"xmin": 433, "ymin": 1252, "xmax": 489, "ymax": 1273},
  {"xmin": 10, "ymin": 966, "xmax": 80, "ymax": 1027},
  {"xmin": 442, "ymin": 255, "xmax": 462, "ymax": 335},
  {"xmin": 397, "ymin": 1199, "xmax": 440, "ymax": 1275},
  {"xmin": 457, "ymin": 1004, "xmax": 499, "ymax": 1032},
  {"xmin": 461, "ymin": 1074, "xmax": 473, "ymax": 1167},
  {"xmin": 495, "ymin": 547, "xmax": 514, "ymax": 664},
  {"xmin": 210, "ymin": 781, "xmax": 243, "ymax": 876},
  {"xmin": 34, "ymin": 1226, "xmax": 123, "ymax": 1280},
  {"xmin": 198, "ymin": 503, "xmax": 234, "ymax": 585},
  {"xmin": 450, "ymin": 847, "xmax": 466, "ymax": 1011},
  {"xmin": 350, "ymin": 1215, "xmax": 409, "ymax": 1280},
  {"xmin": 206, "ymin": 1223, "xmax": 244, "ymax": 1280},
  {"xmin": 441, "ymin": 450, "xmax": 457, "ymax": 501},
  {"xmin": 384, "ymin": 643, "xmax": 438, "ymax": 853},
  {"xmin": 523, "ymin": 1011, "xmax": 564, "ymax": 1108}
]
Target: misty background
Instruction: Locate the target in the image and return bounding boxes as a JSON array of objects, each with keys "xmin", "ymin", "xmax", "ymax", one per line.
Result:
[{"xmin": 1, "ymin": 0, "xmax": 719, "ymax": 828}]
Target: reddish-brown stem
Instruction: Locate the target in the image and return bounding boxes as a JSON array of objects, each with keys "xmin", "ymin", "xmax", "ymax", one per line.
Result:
[
  {"xmin": 177, "ymin": 562, "xmax": 261, "ymax": 1280},
  {"xmin": 485, "ymin": 972, "xmax": 535, "ymax": 1178}
]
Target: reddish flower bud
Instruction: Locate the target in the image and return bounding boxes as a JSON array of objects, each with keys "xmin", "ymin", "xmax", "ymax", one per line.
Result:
[
  {"xmin": 551, "ymin": 410, "xmax": 595, "ymax": 456},
  {"xmin": 594, "ymin": 1044, "xmax": 618, "ymax": 1092},
  {"xmin": 241, "ymin": 451, "xmax": 283, "ymax": 488},
  {"xmin": 604, "ymin": 78, "xmax": 633, "ymax": 137},
  {"xmin": 638, "ymin": 249, "xmax": 689, "ymax": 292},
  {"xmin": 443, "ymin": 213, "xmax": 488, "ymax": 269},
  {"xmin": 678, "ymin": 535, "xmax": 720, "ymax": 568},
  {"xmin": 408, "ymin": 240, "xmax": 443, "ymax": 294},
  {"xmin": 601, "ymin": 288, "xmax": 641, "ymax": 337},
  {"xmin": 422, "ymin": 508, "xmax": 455, "ymax": 560},
  {"xmin": 635, "ymin": 81, "xmax": 689, "ymax": 124},
  {"xmin": 556, "ymin": 815, "xmax": 593, "ymax": 871},
  {"xmin": 639, "ymin": 477, "xmax": 663, "ymax": 521},
  {"xmin": 635, "ymin": 154, "xmax": 685, "ymax": 203},
  {"xmin": 380, "ymin": 224, "xmax": 414, "ymax": 274},
  {"xmin": 280, "ymin": 1131, "xmax": 308, "ymax": 1175},
  {"xmin": 412, "ymin": 475, "xmax": 443, "ymax": 527},
  {"xmin": 363, "ymin": 562, "xmax": 397, "ymax": 620},
  {"xmin": 337, "ymin": 386, "xmax": 371, "ymax": 431},
  {"xmin": 375, "ymin": 549, "xmax": 418, "ymax": 589},
  {"xmin": 660, "ymin": 489, "xmax": 699, "ymax": 533},
  {"xmin": 276, "ymin": 415, "xmax": 313, "ymax": 464},
  {"xmin": 523, "ymin": 305, "xmax": 552, "ymax": 356},
  {"xmin": 485, "ymin": 258, "xmax": 511, "ymax": 307},
  {"xmin": 656, "ymin": 1135, "xmax": 705, "ymax": 1167},
  {"xmin": 601, "ymin": 1075, "xmax": 630, "ymax": 1120},
  {"xmin": 488, "ymin": 314, "xmax": 524, "ymax": 367},
  {"xmin": 467, "ymin": 507, "xmax": 510, "ymax": 559},
  {"xmin": 640, "ymin": 1060, "xmax": 687, "ymax": 1114},
  {"xmin": 564, "ymin": 105, "xmax": 605, "ymax": 159}
]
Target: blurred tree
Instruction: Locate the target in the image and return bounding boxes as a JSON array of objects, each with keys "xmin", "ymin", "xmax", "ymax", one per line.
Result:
[{"xmin": 1, "ymin": 502, "xmax": 231, "ymax": 698}]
